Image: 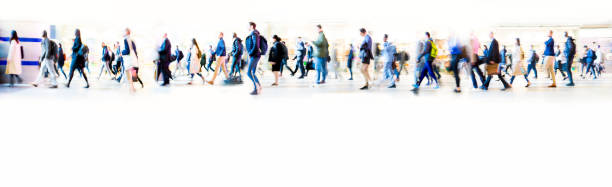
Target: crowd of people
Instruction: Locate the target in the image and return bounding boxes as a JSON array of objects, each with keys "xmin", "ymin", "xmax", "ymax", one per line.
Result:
[{"xmin": 2, "ymin": 22, "xmax": 607, "ymax": 95}]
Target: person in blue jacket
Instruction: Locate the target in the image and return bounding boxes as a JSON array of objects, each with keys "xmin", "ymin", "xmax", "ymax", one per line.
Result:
[
  {"xmin": 563, "ymin": 32, "xmax": 576, "ymax": 86},
  {"xmin": 229, "ymin": 33, "xmax": 243, "ymax": 77},
  {"xmin": 358, "ymin": 28, "xmax": 373, "ymax": 90},
  {"xmin": 542, "ymin": 30, "xmax": 557, "ymax": 87},
  {"xmin": 411, "ymin": 32, "xmax": 439, "ymax": 93},
  {"xmin": 292, "ymin": 37, "xmax": 307, "ymax": 79},
  {"xmin": 245, "ymin": 22, "xmax": 263, "ymax": 95},
  {"xmin": 584, "ymin": 45, "xmax": 597, "ymax": 79},
  {"xmin": 346, "ymin": 43, "xmax": 354, "ymax": 80},
  {"xmin": 66, "ymin": 29, "xmax": 90, "ymax": 88},
  {"xmin": 305, "ymin": 42, "xmax": 314, "ymax": 76},
  {"xmin": 207, "ymin": 32, "xmax": 227, "ymax": 85},
  {"xmin": 381, "ymin": 34, "xmax": 397, "ymax": 88}
]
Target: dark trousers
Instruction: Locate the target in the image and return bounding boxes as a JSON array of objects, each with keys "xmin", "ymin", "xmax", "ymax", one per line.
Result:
[
  {"xmin": 294, "ymin": 58, "xmax": 305, "ymax": 77},
  {"xmin": 470, "ymin": 63, "xmax": 486, "ymax": 89},
  {"xmin": 229, "ymin": 56, "xmax": 241, "ymax": 77},
  {"xmin": 450, "ymin": 54, "xmax": 461, "ymax": 87},
  {"xmin": 157, "ymin": 61, "xmax": 171, "ymax": 84},
  {"xmin": 347, "ymin": 58, "xmax": 353, "ymax": 79},
  {"xmin": 566, "ymin": 55, "xmax": 574, "ymax": 84},
  {"xmin": 416, "ymin": 60, "xmax": 438, "ymax": 86},
  {"xmin": 280, "ymin": 58, "xmax": 294, "ymax": 75},
  {"xmin": 67, "ymin": 59, "xmax": 89, "ymax": 86},
  {"xmin": 526, "ymin": 63, "xmax": 538, "ymax": 78},
  {"xmin": 484, "ymin": 74, "xmax": 510, "ymax": 89}
]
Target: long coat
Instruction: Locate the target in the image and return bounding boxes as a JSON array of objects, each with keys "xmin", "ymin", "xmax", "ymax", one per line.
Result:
[
  {"xmin": 511, "ymin": 45, "xmax": 525, "ymax": 76},
  {"xmin": 5, "ymin": 40, "xmax": 22, "ymax": 75},
  {"xmin": 188, "ymin": 47, "xmax": 201, "ymax": 74}
]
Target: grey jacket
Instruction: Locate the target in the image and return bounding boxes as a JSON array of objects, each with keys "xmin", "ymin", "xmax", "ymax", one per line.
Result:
[{"xmin": 40, "ymin": 38, "xmax": 54, "ymax": 61}]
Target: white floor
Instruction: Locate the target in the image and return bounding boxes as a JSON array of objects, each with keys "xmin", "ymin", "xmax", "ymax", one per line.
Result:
[{"xmin": 1, "ymin": 66, "xmax": 611, "ymax": 187}]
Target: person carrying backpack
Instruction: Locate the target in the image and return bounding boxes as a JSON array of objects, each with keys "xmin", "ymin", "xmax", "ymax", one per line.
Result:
[
  {"xmin": 245, "ymin": 22, "xmax": 267, "ymax": 95},
  {"xmin": 32, "ymin": 30, "xmax": 58, "ymax": 88},
  {"xmin": 229, "ymin": 33, "xmax": 244, "ymax": 78},
  {"xmin": 563, "ymin": 31, "xmax": 576, "ymax": 86},
  {"xmin": 411, "ymin": 32, "xmax": 439, "ymax": 93}
]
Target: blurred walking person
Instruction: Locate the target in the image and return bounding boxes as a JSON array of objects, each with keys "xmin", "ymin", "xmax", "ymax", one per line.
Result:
[
  {"xmin": 358, "ymin": 28, "xmax": 373, "ymax": 90},
  {"xmin": 157, "ymin": 33, "xmax": 172, "ymax": 86},
  {"xmin": 207, "ymin": 32, "xmax": 228, "ymax": 85},
  {"xmin": 482, "ymin": 32, "xmax": 511, "ymax": 90},
  {"xmin": 187, "ymin": 38, "xmax": 205, "ymax": 84},
  {"xmin": 542, "ymin": 30, "xmax": 557, "ymax": 87},
  {"xmin": 563, "ymin": 32, "xmax": 576, "ymax": 86},
  {"xmin": 31, "ymin": 30, "xmax": 58, "ymax": 88},
  {"xmin": 509, "ymin": 38, "xmax": 530, "ymax": 87},
  {"xmin": 66, "ymin": 29, "xmax": 90, "ymax": 88},
  {"xmin": 245, "ymin": 22, "xmax": 266, "ymax": 95},
  {"xmin": 268, "ymin": 35, "xmax": 285, "ymax": 86},
  {"xmin": 312, "ymin": 24, "xmax": 329, "ymax": 84},
  {"xmin": 293, "ymin": 37, "xmax": 307, "ymax": 79}
]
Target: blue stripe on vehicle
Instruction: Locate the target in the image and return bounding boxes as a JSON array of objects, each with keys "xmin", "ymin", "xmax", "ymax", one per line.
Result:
[
  {"xmin": 0, "ymin": 37, "xmax": 42, "ymax": 42},
  {"xmin": 0, "ymin": 60, "xmax": 39, "ymax": 66}
]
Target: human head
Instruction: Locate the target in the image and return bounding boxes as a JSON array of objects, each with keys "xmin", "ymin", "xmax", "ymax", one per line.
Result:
[
  {"xmin": 75, "ymin": 29, "xmax": 81, "ymax": 37},
  {"xmin": 383, "ymin": 34, "xmax": 388, "ymax": 42},
  {"xmin": 249, "ymin": 22, "xmax": 256, "ymax": 31},
  {"xmin": 42, "ymin": 30, "xmax": 48, "ymax": 38},
  {"xmin": 163, "ymin": 33, "xmax": 167, "ymax": 38},
  {"xmin": 124, "ymin": 28, "xmax": 131, "ymax": 37},
  {"xmin": 489, "ymin": 32, "xmax": 494, "ymax": 39},
  {"xmin": 515, "ymin": 38, "xmax": 521, "ymax": 46},
  {"xmin": 548, "ymin": 30, "xmax": 553, "ymax": 37},
  {"xmin": 219, "ymin": 32, "xmax": 224, "ymax": 38},
  {"xmin": 233, "ymin": 32, "xmax": 237, "ymax": 38},
  {"xmin": 359, "ymin": 28, "xmax": 367, "ymax": 37},
  {"xmin": 273, "ymin": 35, "xmax": 281, "ymax": 42},
  {"xmin": 316, "ymin": 24, "xmax": 322, "ymax": 32},
  {"xmin": 425, "ymin": 32, "xmax": 431, "ymax": 39},
  {"xmin": 564, "ymin": 31, "xmax": 569, "ymax": 38},
  {"xmin": 10, "ymin": 30, "xmax": 19, "ymax": 43}
]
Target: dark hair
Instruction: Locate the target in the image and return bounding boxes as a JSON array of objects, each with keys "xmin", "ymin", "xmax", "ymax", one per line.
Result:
[
  {"xmin": 516, "ymin": 38, "xmax": 521, "ymax": 46},
  {"xmin": 384, "ymin": 34, "xmax": 388, "ymax": 39},
  {"xmin": 75, "ymin": 29, "xmax": 81, "ymax": 37},
  {"xmin": 316, "ymin": 24, "xmax": 322, "ymax": 29},
  {"xmin": 359, "ymin": 28, "xmax": 366, "ymax": 33},
  {"xmin": 249, "ymin": 22, "xmax": 256, "ymax": 28},
  {"xmin": 273, "ymin": 35, "xmax": 281, "ymax": 42},
  {"xmin": 10, "ymin": 30, "xmax": 19, "ymax": 43},
  {"xmin": 425, "ymin": 32, "xmax": 430, "ymax": 38},
  {"xmin": 42, "ymin": 30, "xmax": 48, "ymax": 38},
  {"xmin": 233, "ymin": 32, "xmax": 237, "ymax": 38}
]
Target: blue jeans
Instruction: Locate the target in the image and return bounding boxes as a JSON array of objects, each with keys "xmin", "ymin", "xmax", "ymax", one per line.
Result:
[
  {"xmin": 383, "ymin": 61, "xmax": 395, "ymax": 86},
  {"xmin": 247, "ymin": 56, "xmax": 260, "ymax": 91},
  {"xmin": 314, "ymin": 57, "xmax": 327, "ymax": 83},
  {"xmin": 229, "ymin": 56, "xmax": 241, "ymax": 77},
  {"xmin": 295, "ymin": 57, "xmax": 305, "ymax": 77},
  {"xmin": 526, "ymin": 63, "xmax": 537, "ymax": 78},
  {"xmin": 566, "ymin": 55, "xmax": 574, "ymax": 84},
  {"xmin": 416, "ymin": 60, "xmax": 438, "ymax": 87}
]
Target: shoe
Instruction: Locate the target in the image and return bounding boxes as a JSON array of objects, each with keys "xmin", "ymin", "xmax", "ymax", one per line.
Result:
[
  {"xmin": 359, "ymin": 85, "xmax": 369, "ymax": 90},
  {"xmin": 49, "ymin": 85, "xmax": 58, "ymax": 89},
  {"xmin": 206, "ymin": 80, "xmax": 214, "ymax": 85},
  {"xmin": 453, "ymin": 88, "xmax": 461, "ymax": 93},
  {"xmin": 160, "ymin": 83, "xmax": 169, "ymax": 86},
  {"xmin": 410, "ymin": 87, "xmax": 419, "ymax": 94},
  {"xmin": 298, "ymin": 76, "xmax": 305, "ymax": 79},
  {"xmin": 388, "ymin": 84, "xmax": 396, "ymax": 88},
  {"xmin": 65, "ymin": 84, "xmax": 70, "ymax": 88},
  {"xmin": 271, "ymin": 83, "xmax": 278, "ymax": 86},
  {"xmin": 548, "ymin": 84, "xmax": 556, "ymax": 88},
  {"xmin": 348, "ymin": 78, "xmax": 353, "ymax": 80},
  {"xmin": 319, "ymin": 80, "xmax": 326, "ymax": 84},
  {"xmin": 525, "ymin": 82, "xmax": 531, "ymax": 87},
  {"xmin": 563, "ymin": 77, "xmax": 568, "ymax": 80},
  {"xmin": 566, "ymin": 83, "xmax": 575, "ymax": 87},
  {"xmin": 249, "ymin": 90, "xmax": 258, "ymax": 95},
  {"xmin": 84, "ymin": 85, "xmax": 90, "ymax": 88},
  {"xmin": 116, "ymin": 79, "xmax": 121, "ymax": 83},
  {"xmin": 31, "ymin": 83, "xmax": 38, "ymax": 87},
  {"xmin": 187, "ymin": 81, "xmax": 193, "ymax": 85}
]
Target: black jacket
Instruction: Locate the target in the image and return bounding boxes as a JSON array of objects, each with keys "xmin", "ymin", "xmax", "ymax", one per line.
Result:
[
  {"xmin": 268, "ymin": 41, "xmax": 285, "ymax": 63},
  {"xmin": 487, "ymin": 39, "xmax": 501, "ymax": 63}
]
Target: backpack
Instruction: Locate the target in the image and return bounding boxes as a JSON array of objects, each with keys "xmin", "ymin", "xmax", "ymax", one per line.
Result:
[
  {"xmin": 177, "ymin": 51, "xmax": 184, "ymax": 62},
  {"xmin": 48, "ymin": 40, "xmax": 58, "ymax": 58},
  {"xmin": 429, "ymin": 40, "xmax": 438, "ymax": 58},
  {"xmin": 569, "ymin": 39, "xmax": 576, "ymax": 56},
  {"xmin": 259, "ymin": 35, "xmax": 268, "ymax": 56},
  {"xmin": 533, "ymin": 53, "xmax": 540, "ymax": 63}
]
